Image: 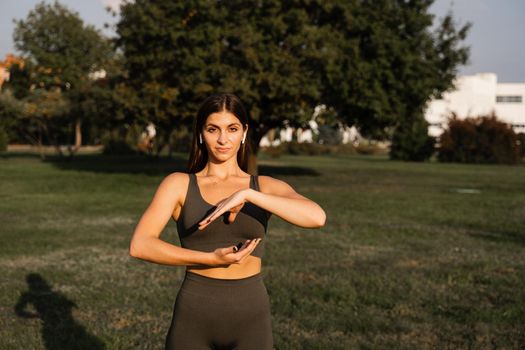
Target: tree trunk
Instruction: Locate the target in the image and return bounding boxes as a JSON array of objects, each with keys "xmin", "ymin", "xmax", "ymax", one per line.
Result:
[
  {"xmin": 154, "ymin": 137, "xmax": 164, "ymax": 158},
  {"xmin": 165, "ymin": 130, "xmax": 173, "ymax": 159},
  {"xmin": 167, "ymin": 139, "xmax": 173, "ymax": 159},
  {"xmin": 74, "ymin": 117, "xmax": 82, "ymax": 151},
  {"xmin": 247, "ymin": 150, "xmax": 258, "ymax": 175},
  {"xmin": 37, "ymin": 123, "xmax": 45, "ymax": 160},
  {"xmin": 43, "ymin": 119, "xmax": 63, "ymax": 158},
  {"xmin": 247, "ymin": 128, "xmax": 268, "ymax": 175}
]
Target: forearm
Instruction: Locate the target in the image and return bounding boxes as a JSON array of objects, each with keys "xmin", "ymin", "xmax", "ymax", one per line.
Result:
[
  {"xmin": 129, "ymin": 236, "xmax": 215, "ymax": 266},
  {"xmin": 245, "ymin": 188, "xmax": 326, "ymax": 228}
]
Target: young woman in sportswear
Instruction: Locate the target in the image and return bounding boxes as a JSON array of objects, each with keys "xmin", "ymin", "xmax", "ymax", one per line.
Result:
[{"xmin": 129, "ymin": 93, "xmax": 326, "ymax": 350}]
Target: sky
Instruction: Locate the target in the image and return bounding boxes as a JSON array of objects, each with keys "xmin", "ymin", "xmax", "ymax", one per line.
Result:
[{"xmin": 1, "ymin": 0, "xmax": 524, "ymax": 83}]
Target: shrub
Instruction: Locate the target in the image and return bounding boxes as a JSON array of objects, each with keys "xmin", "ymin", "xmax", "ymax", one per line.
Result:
[
  {"xmin": 102, "ymin": 138, "xmax": 136, "ymax": 155},
  {"xmin": 390, "ymin": 117, "xmax": 436, "ymax": 161},
  {"xmin": 0, "ymin": 90, "xmax": 23, "ymax": 146},
  {"xmin": 354, "ymin": 141, "xmax": 389, "ymax": 156},
  {"xmin": 261, "ymin": 144, "xmax": 285, "ymax": 158},
  {"xmin": 0, "ymin": 127, "xmax": 8, "ymax": 152},
  {"xmin": 517, "ymin": 132, "xmax": 525, "ymax": 157},
  {"xmin": 335, "ymin": 143, "xmax": 359, "ymax": 155},
  {"xmin": 260, "ymin": 141, "xmax": 357, "ymax": 157},
  {"xmin": 287, "ymin": 141, "xmax": 328, "ymax": 155},
  {"xmin": 438, "ymin": 113, "xmax": 521, "ymax": 164}
]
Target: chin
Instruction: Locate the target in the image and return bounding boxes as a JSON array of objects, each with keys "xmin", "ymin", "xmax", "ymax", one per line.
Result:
[{"xmin": 212, "ymin": 152, "xmax": 234, "ymax": 161}]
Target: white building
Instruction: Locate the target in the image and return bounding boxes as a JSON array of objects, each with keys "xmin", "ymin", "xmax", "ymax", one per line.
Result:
[
  {"xmin": 259, "ymin": 122, "xmax": 362, "ymax": 147},
  {"xmin": 259, "ymin": 104, "xmax": 362, "ymax": 147},
  {"xmin": 425, "ymin": 73, "xmax": 525, "ymax": 136},
  {"xmin": 259, "ymin": 73, "xmax": 525, "ymax": 147}
]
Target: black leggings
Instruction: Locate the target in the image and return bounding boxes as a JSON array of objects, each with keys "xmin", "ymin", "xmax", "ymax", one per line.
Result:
[{"xmin": 165, "ymin": 271, "xmax": 273, "ymax": 350}]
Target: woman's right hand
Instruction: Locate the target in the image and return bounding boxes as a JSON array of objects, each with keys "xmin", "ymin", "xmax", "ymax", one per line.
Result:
[{"xmin": 210, "ymin": 239, "xmax": 261, "ymax": 265}]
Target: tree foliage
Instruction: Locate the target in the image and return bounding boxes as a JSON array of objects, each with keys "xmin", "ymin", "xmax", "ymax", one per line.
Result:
[
  {"xmin": 116, "ymin": 0, "xmax": 470, "ymax": 163},
  {"xmin": 117, "ymin": 0, "xmax": 321, "ymax": 159},
  {"xmin": 0, "ymin": 90, "xmax": 25, "ymax": 150},
  {"xmin": 6, "ymin": 0, "xmax": 470, "ymax": 162},
  {"xmin": 390, "ymin": 117, "xmax": 435, "ymax": 161},
  {"xmin": 13, "ymin": 1, "xmax": 112, "ymax": 90},
  {"xmin": 10, "ymin": 1, "xmax": 113, "ymax": 155}
]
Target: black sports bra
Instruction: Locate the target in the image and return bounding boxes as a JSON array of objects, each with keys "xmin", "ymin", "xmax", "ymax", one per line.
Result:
[{"xmin": 176, "ymin": 173, "xmax": 270, "ymax": 258}]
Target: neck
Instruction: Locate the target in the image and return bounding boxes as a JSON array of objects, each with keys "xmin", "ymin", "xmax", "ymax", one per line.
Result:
[{"xmin": 200, "ymin": 157, "xmax": 244, "ymax": 180}]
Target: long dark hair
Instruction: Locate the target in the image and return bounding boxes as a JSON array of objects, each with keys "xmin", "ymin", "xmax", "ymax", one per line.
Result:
[{"xmin": 187, "ymin": 93, "xmax": 252, "ymax": 173}]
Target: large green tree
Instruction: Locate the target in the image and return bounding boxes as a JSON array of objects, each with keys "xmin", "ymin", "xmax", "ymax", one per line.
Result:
[
  {"xmin": 13, "ymin": 1, "xmax": 113, "ymax": 152},
  {"xmin": 116, "ymin": 0, "xmax": 470, "ymax": 165},
  {"xmin": 294, "ymin": 0, "xmax": 470, "ymax": 161},
  {"xmin": 116, "ymin": 0, "xmax": 323, "ymax": 166}
]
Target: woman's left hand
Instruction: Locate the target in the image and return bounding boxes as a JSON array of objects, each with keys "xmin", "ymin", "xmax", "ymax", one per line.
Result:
[{"xmin": 198, "ymin": 189, "xmax": 250, "ymax": 230}]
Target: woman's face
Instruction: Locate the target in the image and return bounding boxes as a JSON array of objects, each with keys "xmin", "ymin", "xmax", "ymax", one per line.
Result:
[{"xmin": 202, "ymin": 110, "xmax": 247, "ymax": 161}]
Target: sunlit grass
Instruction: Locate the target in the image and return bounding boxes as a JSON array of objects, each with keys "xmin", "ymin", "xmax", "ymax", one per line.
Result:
[{"xmin": 1, "ymin": 153, "xmax": 524, "ymax": 349}]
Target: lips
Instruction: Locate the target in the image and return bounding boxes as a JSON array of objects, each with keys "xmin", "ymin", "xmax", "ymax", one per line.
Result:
[{"xmin": 216, "ymin": 147, "xmax": 231, "ymax": 153}]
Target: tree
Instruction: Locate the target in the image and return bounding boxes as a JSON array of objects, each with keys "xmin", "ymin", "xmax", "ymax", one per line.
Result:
[
  {"xmin": 1, "ymin": 56, "xmax": 32, "ymax": 100},
  {"xmin": 19, "ymin": 88, "xmax": 70, "ymax": 159},
  {"xmin": 116, "ymin": 0, "xmax": 470, "ymax": 167},
  {"xmin": 13, "ymin": 1, "xmax": 113, "ymax": 153},
  {"xmin": 389, "ymin": 116, "xmax": 435, "ymax": 161},
  {"xmin": 116, "ymin": 0, "xmax": 324, "ymax": 168},
  {"xmin": 73, "ymin": 56, "xmax": 144, "ymax": 151},
  {"xmin": 0, "ymin": 90, "xmax": 24, "ymax": 150},
  {"xmin": 307, "ymin": 0, "xmax": 470, "ymax": 160}
]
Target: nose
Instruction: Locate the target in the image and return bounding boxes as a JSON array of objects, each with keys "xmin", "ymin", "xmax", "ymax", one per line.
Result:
[{"xmin": 217, "ymin": 131, "xmax": 227, "ymax": 144}]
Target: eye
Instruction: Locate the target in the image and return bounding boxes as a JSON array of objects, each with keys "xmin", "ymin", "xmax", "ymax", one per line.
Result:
[
  {"xmin": 206, "ymin": 127, "xmax": 216, "ymax": 132},
  {"xmin": 229, "ymin": 127, "xmax": 238, "ymax": 132}
]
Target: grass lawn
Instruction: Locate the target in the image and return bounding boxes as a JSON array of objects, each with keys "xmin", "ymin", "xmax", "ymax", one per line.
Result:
[{"xmin": 0, "ymin": 152, "xmax": 524, "ymax": 349}]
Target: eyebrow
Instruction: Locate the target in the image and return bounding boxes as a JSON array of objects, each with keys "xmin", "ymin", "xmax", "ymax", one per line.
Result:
[{"xmin": 205, "ymin": 123, "xmax": 241, "ymax": 128}]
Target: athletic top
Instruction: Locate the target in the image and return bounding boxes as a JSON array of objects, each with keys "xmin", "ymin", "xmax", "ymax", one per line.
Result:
[{"xmin": 176, "ymin": 173, "xmax": 271, "ymax": 258}]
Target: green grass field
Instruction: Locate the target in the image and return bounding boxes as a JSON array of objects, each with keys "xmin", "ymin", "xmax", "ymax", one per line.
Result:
[{"xmin": 1, "ymin": 152, "xmax": 524, "ymax": 349}]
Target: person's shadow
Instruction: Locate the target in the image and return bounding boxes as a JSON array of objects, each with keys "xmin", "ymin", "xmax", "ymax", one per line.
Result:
[{"xmin": 14, "ymin": 273, "xmax": 106, "ymax": 350}]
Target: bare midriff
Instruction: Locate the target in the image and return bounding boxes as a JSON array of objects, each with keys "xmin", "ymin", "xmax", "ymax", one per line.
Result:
[{"xmin": 187, "ymin": 256, "xmax": 262, "ymax": 279}]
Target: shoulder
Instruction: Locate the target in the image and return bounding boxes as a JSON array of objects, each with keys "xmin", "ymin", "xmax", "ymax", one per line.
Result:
[
  {"xmin": 161, "ymin": 172, "xmax": 190, "ymax": 186},
  {"xmin": 257, "ymin": 175, "xmax": 298, "ymax": 197},
  {"xmin": 155, "ymin": 172, "xmax": 190, "ymax": 200}
]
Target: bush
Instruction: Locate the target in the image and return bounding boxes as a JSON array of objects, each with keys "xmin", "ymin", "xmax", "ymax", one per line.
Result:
[
  {"xmin": 438, "ymin": 114, "xmax": 521, "ymax": 164},
  {"xmin": 102, "ymin": 138, "xmax": 136, "ymax": 155},
  {"xmin": 517, "ymin": 133, "xmax": 525, "ymax": 158},
  {"xmin": 390, "ymin": 117, "xmax": 436, "ymax": 161},
  {"xmin": 0, "ymin": 90, "xmax": 23, "ymax": 145},
  {"xmin": 287, "ymin": 141, "xmax": 328, "ymax": 155},
  {"xmin": 0, "ymin": 127, "xmax": 8, "ymax": 152},
  {"xmin": 260, "ymin": 141, "xmax": 357, "ymax": 158},
  {"xmin": 354, "ymin": 141, "xmax": 389, "ymax": 156}
]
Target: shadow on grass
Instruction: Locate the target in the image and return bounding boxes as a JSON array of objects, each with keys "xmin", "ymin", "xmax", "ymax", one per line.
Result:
[
  {"xmin": 258, "ymin": 164, "xmax": 320, "ymax": 176},
  {"xmin": 14, "ymin": 273, "xmax": 106, "ymax": 350},
  {"xmin": 467, "ymin": 229, "xmax": 525, "ymax": 246},
  {"xmin": 1, "ymin": 152, "xmax": 45, "ymax": 159},
  {"xmin": 35, "ymin": 154, "xmax": 322, "ymax": 177},
  {"xmin": 47, "ymin": 153, "xmax": 188, "ymax": 176}
]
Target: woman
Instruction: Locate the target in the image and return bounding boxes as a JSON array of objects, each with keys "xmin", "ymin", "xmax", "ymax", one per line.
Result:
[{"xmin": 129, "ymin": 93, "xmax": 326, "ymax": 349}]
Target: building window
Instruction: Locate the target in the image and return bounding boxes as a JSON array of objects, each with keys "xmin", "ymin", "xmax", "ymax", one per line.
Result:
[{"xmin": 496, "ymin": 95, "xmax": 522, "ymax": 103}]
